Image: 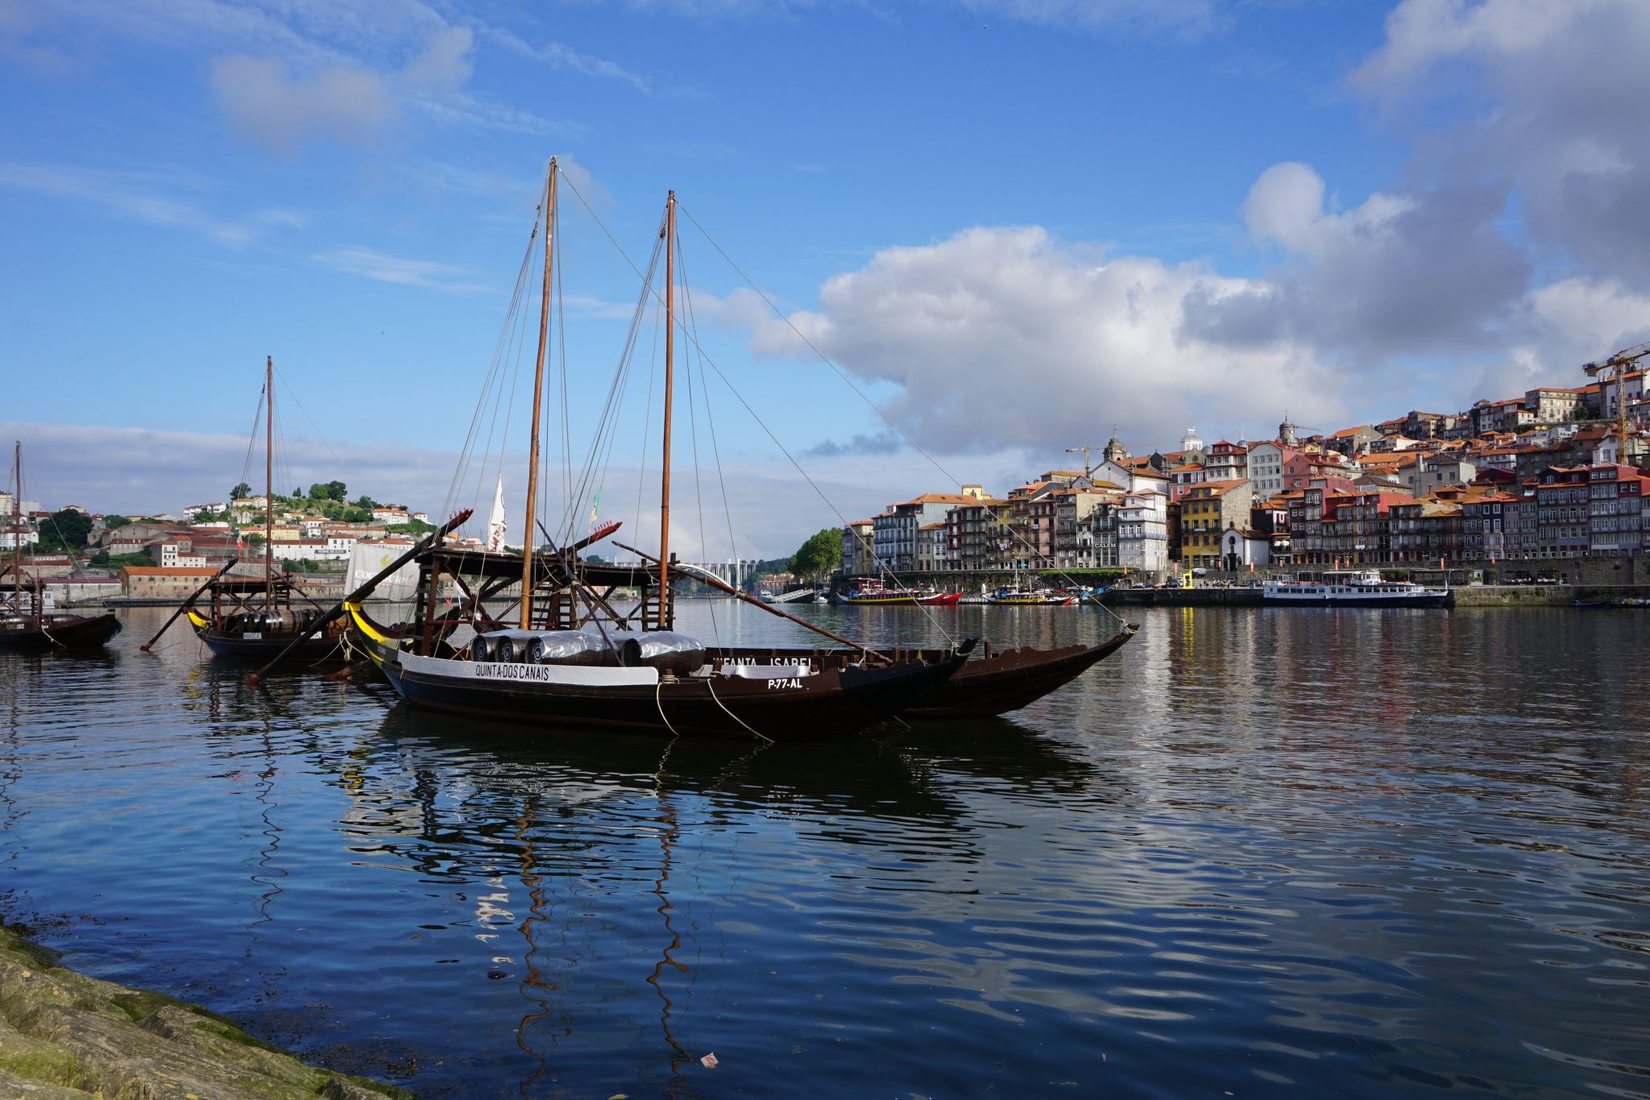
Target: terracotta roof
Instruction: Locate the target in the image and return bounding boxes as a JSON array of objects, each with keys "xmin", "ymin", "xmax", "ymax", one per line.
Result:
[{"xmin": 899, "ymin": 493, "xmax": 977, "ymax": 505}]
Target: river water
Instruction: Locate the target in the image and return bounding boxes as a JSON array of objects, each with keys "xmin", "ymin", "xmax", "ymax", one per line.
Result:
[{"xmin": 1, "ymin": 603, "xmax": 1646, "ymax": 1098}]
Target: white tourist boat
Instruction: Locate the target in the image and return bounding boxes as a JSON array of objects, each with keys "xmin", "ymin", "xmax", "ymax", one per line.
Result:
[{"xmin": 1262, "ymin": 570, "xmax": 1453, "ymax": 608}]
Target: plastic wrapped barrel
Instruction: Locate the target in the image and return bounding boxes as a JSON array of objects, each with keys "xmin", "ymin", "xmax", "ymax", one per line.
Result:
[
  {"xmin": 616, "ymin": 631, "xmax": 706, "ymax": 675},
  {"xmin": 524, "ymin": 630, "xmax": 614, "ymax": 665},
  {"xmin": 473, "ymin": 628, "xmax": 623, "ymax": 666}
]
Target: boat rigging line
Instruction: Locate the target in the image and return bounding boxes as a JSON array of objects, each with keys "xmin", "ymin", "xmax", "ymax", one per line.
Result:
[{"xmin": 675, "ymin": 202, "xmax": 1131, "ymax": 627}]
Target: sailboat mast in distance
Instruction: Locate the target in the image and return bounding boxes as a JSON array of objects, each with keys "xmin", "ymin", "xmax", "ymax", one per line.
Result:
[{"xmin": 264, "ymin": 355, "xmax": 274, "ymax": 610}]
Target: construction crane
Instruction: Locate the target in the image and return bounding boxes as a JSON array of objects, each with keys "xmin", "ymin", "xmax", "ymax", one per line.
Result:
[
  {"xmin": 1581, "ymin": 341, "xmax": 1650, "ymax": 466},
  {"xmin": 1065, "ymin": 444, "xmax": 1105, "ymax": 478}
]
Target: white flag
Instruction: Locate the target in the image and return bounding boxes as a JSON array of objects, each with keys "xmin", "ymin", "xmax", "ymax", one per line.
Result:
[{"xmin": 486, "ymin": 475, "xmax": 506, "ymax": 552}]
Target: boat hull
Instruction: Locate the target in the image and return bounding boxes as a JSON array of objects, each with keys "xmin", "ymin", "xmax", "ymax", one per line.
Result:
[
  {"xmin": 696, "ymin": 625, "xmax": 1138, "ymax": 719},
  {"xmin": 375, "ymin": 647, "xmax": 965, "ymax": 739},
  {"xmin": 0, "ymin": 612, "xmax": 122, "ymax": 653},
  {"xmin": 194, "ymin": 627, "xmax": 347, "ymax": 660},
  {"xmin": 906, "ymin": 629, "xmax": 1135, "ymax": 718},
  {"xmin": 188, "ymin": 609, "xmax": 349, "ymax": 661}
]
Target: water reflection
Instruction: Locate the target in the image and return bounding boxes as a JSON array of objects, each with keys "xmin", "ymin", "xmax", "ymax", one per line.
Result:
[{"xmin": 3, "ymin": 605, "xmax": 1650, "ymax": 1097}]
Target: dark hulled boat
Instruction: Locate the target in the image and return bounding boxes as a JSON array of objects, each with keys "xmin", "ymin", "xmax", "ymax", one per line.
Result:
[
  {"xmin": 1, "ymin": 443, "xmax": 121, "ymax": 654},
  {"xmin": 340, "ymin": 162, "xmax": 967, "ymax": 739},
  {"xmin": 186, "ymin": 573, "xmax": 347, "ymax": 660},
  {"xmin": 177, "ymin": 358, "xmax": 349, "ymax": 663},
  {"xmin": 688, "ymin": 627, "xmax": 1137, "ymax": 720},
  {"xmin": 0, "ymin": 591, "xmax": 122, "ymax": 654}
]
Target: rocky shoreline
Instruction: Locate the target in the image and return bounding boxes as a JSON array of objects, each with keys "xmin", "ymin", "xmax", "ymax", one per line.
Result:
[{"xmin": 0, "ymin": 923, "xmax": 412, "ymax": 1099}]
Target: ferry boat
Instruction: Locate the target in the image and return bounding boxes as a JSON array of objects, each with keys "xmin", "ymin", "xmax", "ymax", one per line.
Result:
[{"xmin": 1262, "ymin": 570, "xmax": 1453, "ymax": 608}]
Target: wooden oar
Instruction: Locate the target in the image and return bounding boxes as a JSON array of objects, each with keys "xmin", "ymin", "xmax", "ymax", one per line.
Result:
[
  {"xmin": 140, "ymin": 557, "xmax": 239, "ymax": 651},
  {"xmin": 613, "ymin": 540, "xmax": 896, "ymax": 663},
  {"xmin": 244, "ymin": 508, "xmax": 473, "ymax": 686}
]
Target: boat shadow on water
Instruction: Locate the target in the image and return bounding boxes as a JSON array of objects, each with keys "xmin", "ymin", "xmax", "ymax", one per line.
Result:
[{"xmin": 366, "ymin": 698, "xmax": 1108, "ymax": 824}]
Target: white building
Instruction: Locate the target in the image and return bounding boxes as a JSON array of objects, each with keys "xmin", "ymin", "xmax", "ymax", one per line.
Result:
[
  {"xmin": 1117, "ymin": 489, "xmax": 1169, "ymax": 575},
  {"xmin": 267, "ymin": 537, "xmax": 356, "ymax": 563},
  {"xmin": 1247, "ymin": 441, "xmax": 1293, "ymax": 500},
  {"xmin": 157, "ymin": 542, "xmax": 208, "ymax": 568},
  {"xmin": 1219, "ymin": 526, "xmax": 1271, "ymax": 570}
]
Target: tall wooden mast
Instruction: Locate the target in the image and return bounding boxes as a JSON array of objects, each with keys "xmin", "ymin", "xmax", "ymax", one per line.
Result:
[
  {"xmin": 656, "ymin": 191, "xmax": 676, "ymax": 630},
  {"xmin": 520, "ymin": 158, "xmax": 558, "ymax": 629},
  {"xmin": 11, "ymin": 441, "xmax": 25, "ymax": 623},
  {"xmin": 264, "ymin": 355, "xmax": 274, "ymax": 610}
]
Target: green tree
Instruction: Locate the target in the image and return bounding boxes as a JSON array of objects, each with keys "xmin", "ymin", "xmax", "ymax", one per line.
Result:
[
  {"xmin": 39, "ymin": 509, "xmax": 94, "ymax": 551},
  {"xmin": 789, "ymin": 528, "xmax": 843, "ymax": 583},
  {"xmin": 103, "ymin": 515, "xmax": 131, "ymax": 530},
  {"xmin": 352, "ymin": 494, "xmax": 379, "ymax": 511},
  {"xmin": 325, "ymin": 480, "xmax": 348, "ymax": 502},
  {"xmin": 230, "ymin": 481, "xmax": 252, "ymax": 500}
]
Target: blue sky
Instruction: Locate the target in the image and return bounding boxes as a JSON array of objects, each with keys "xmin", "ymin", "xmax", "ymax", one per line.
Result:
[{"xmin": 5, "ymin": 1, "xmax": 1650, "ymax": 558}]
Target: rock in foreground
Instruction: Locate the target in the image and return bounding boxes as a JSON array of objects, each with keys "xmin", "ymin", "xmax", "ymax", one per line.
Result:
[{"xmin": 0, "ymin": 924, "xmax": 412, "ymax": 1099}]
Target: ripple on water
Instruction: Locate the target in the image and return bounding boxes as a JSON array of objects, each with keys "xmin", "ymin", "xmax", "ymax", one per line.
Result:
[{"xmin": 2, "ymin": 604, "xmax": 1650, "ymax": 1098}]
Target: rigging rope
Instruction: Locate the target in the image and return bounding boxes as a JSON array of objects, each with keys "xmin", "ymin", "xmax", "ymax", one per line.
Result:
[{"xmin": 676, "ymin": 202, "xmax": 1130, "ymax": 629}]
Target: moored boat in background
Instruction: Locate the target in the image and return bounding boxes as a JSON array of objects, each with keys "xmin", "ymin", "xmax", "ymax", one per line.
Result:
[
  {"xmin": 988, "ymin": 585, "xmax": 1077, "ymax": 605},
  {"xmin": 1, "ymin": 441, "xmax": 121, "ymax": 654},
  {"xmin": 179, "ymin": 358, "xmax": 350, "ymax": 662},
  {"xmin": 834, "ymin": 580, "xmax": 962, "ymax": 606},
  {"xmin": 1263, "ymin": 570, "xmax": 1452, "ymax": 608}
]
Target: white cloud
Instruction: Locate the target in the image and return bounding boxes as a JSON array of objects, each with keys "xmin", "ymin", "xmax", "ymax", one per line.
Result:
[
  {"xmin": 1353, "ymin": 0, "xmax": 1650, "ymax": 286},
  {"xmin": 211, "ymin": 55, "xmax": 396, "ymax": 154},
  {"xmin": 1221, "ymin": 161, "xmax": 1530, "ymax": 358},
  {"xmin": 486, "ymin": 27, "xmax": 653, "ymax": 95},
  {"xmin": 312, "ymin": 246, "xmax": 490, "ymax": 292},
  {"xmin": 687, "ymin": 1, "xmax": 1650, "ymax": 462},
  {"xmin": 961, "ymin": 0, "xmax": 1224, "ymax": 36},
  {"xmin": 0, "ymin": 420, "xmax": 901, "ymax": 560},
  {"xmin": 0, "ymin": 421, "xmax": 460, "ymax": 520},
  {"xmin": 754, "ymin": 226, "xmax": 1341, "ymax": 455},
  {"xmin": 0, "ymin": 0, "xmax": 75, "ymax": 74},
  {"xmin": 402, "ymin": 25, "xmax": 473, "ymax": 95},
  {"xmin": 0, "ymin": 160, "xmax": 295, "ymax": 248}
]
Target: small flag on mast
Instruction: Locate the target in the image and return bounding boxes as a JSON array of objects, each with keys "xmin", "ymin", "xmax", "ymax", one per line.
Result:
[{"xmin": 588, "ymin": 491, "xmax": 600, "ymax": 532}]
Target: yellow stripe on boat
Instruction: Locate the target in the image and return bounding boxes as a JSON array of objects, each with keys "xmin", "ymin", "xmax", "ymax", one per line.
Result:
[
  {"xmin": 343, "ymin": 600, "xmax": 396, "ymax": 647},
  {"xmin": 185, "ymin": 609, "xmax": 208, "ymax": 630}
]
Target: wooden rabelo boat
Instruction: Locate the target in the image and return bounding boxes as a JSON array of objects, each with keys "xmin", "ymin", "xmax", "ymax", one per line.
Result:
[
  {"xmin": 184, "ymin": 570, "xmax": 347, "ymax": 660},
  {"xmin": 1, "ymin": 442, "xmax": 121, "ymax": 654},
  {"xmin": 162, "ymin": 358, "xmax": 350, "ymax": 662},
  {"xmin": 333, "ymin": 161, "xmax": 968, "ymax": 739},
  {"xmin": 0, "ymin": 567, "xmax": 122, "ymax": 653}
]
